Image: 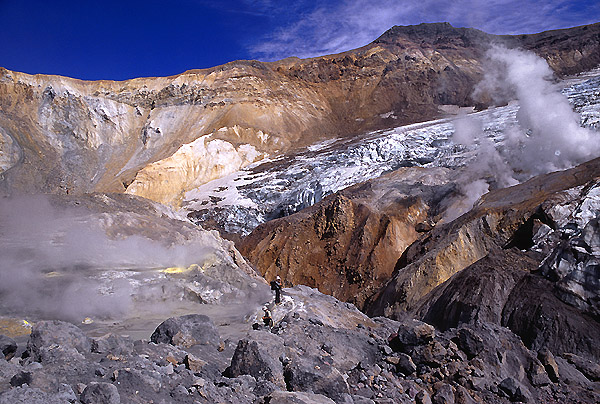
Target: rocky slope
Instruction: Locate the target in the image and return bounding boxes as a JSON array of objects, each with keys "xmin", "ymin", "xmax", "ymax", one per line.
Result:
[
  {"xmin": 1, "ymin": 285, "xmax": 599, "ymax": 404},
  {"xmin": 1, "ymin": 23, "xmax": 599, "ymax": 207}
]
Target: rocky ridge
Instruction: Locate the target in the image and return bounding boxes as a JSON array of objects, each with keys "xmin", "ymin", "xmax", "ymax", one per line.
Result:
[{"xmin": 1, "ymin": 23, "xmax": 599, "ymax": 207}]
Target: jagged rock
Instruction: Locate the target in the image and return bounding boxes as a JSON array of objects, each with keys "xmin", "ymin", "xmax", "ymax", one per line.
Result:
[
  {"xmin": 537, "ymin": 349, "xmax": 560, "ymax": 383},
  {"xmin": 453, "ymin": 385, "xmax": 478, "ymax": 404},
  {"xmin": 415, "ymin": 248, "xmax": 535, "ymax": 331},
  {"xmin": 0, "ymin": 386, "xmax": 76, "ymax": 404},
  {"xmin": 528, "ymin": 362, "xmax": 551, "ymax": 387},
  {"xmin": 224, "ymin": 333, "xmax": 285, "ymax": 388},
  {"xmin": 368, "ymin": 158, "xmax": 600, "ymax": 318},
  {"xmin": 432, "ymin": 383, "xmax": 455, "ymax": 404},
  {"xmin": 259, "ymin": 390, "xmax": 336, "ymax": 404},
  {"xmin": 502, "ymin": 273, "xmax": 600, "ymax": 361},
  {"xmin": 455, "ymin": 328, "xmax": 484, "ymax": 360},
  {"xmin": 415, "ymin": 389, "xmax": 432, "ymax": 404},
  {"xmin": 498, "ymin": 377, "xmax": 530, "ymax": 402},
  {"xmin": 25, "ymin": 320, "xmax": 91, "ymax": 363},
  {"xmin": 150, "ymin": 314, "xmax": 220, "ymax": 348},
  {"xmin": 562, "ymin": 353, "xmax": 600, "ymax": 381},
  {"xmin": 396, "ymin": 353, "xmax": 417, "ymax": 375},
  {"xmin": 9, "ymin": 371, "xmax": 32, "ymax": 387},
  {"xmin": 395, "ymin": 319, "xmax": 436, "ymax": 349},
  {"xmin": 91, "ymin": 334, "xmax": 134, "ymax": 356},
  {"xmin": 540, "ymin": 214, "xmax": 600, "ymax": 319},
  {"xmin": 183, "ymin": 353, "xmax": 207, "ymax": 373},
  {"xmin": 80, "ymin": 382, "xmax": 120, "ymax": 404},
  {"xmin": 283, "ymin": 358, "xmax": 349, "ymax": 402},
  {"xmin": 0, "ymin": 335, "xmax": 17, "ymax": 361}
]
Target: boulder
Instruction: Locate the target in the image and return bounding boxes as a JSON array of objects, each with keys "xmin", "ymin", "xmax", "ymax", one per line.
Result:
[
  {"xmin": 25, "ymin": 320, "xmax": 91, "ymax": 363},
  {"xmin": 91, "ymin": 333, "xmax": 133, "ymax": 356},
  {"xmin": 150, "ymin": 314, "xmax": 219, "ymax": 348},
  {"xmin": 537, "ymin": 349, "xmax": 560, "ymax": 383},
  {"xmin": 432, "ymin": 383, "xmax": 455, "ymax": 404},
  {"xmin": 283, "ymin": 357, "xmax": 349, "ymax": 403},
  {"xmin": 391, "ymin": 319, "xmax": 435, "ymax": 352},
  {"xmin": 259, "ymin": 390, "xmax": 336, "ymax": 404},
  {"xmin": 224, "ymin": 333, "xmax": 285, "ymax": 388},
  {"xmin": 498, "ymin": 377, "xmax": 530, "ymax": 403},
  {"xmin": 80, "ymin": 382, "xmax": 120, "ymax": 404},
  {"xmin": 396, "ymin": 353, "xmax": 417, "ymax": 375},
  {"xmin": 0, "ymin": 386, "xmax": 76, "ymax": 404},
  {"xmin": 562, "ymin": 353, "xmax": 600, "ymax": 381},
  {"xmin": 455, "ymin": 328, "xmax": 484, "ymax": 359}
]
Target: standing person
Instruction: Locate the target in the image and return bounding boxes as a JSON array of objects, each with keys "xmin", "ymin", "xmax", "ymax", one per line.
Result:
[
  {"xmin": 270, "ymin": 275, "xmax": 283, "ymax": 304},
  {"xmin": 262, "ymin": 306, "xmax": 273, "ymax": 328}
]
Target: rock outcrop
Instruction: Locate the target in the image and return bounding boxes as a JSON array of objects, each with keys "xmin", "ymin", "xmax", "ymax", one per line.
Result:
[
  {"xmin": 240, "ymin": 167, "xmax": 456, "ymax": 309},
  {"xmin": 1, "ymin": 23, "xmax": 599, "ymax": 207}
]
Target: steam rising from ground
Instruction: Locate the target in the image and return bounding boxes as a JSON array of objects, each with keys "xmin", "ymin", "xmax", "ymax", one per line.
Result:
[
  {"xmin": 0, "ymin": 195, "xmax": 217, "ymax": 322},
  {"xmin": 446, "ymin": 45, "xmax": 600, "ymax": 221}
]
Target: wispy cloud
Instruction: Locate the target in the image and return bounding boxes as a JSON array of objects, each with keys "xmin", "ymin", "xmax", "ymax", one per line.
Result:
[{"xmin": 248, "ymin": 0, "xmax": 600, "ymax": 61}]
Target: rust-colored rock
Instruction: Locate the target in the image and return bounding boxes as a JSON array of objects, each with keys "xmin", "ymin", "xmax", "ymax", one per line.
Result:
[{"xmin": 240, "ymin": 167, "xmax": 455, "ymax": 309}]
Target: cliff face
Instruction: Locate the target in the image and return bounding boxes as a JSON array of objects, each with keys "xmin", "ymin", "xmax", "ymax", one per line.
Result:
[{"xmin": 1, "ymin": 22, "xmax": 599, "ymax": 206}]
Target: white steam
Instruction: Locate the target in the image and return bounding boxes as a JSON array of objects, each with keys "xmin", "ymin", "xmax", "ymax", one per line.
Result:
[
  {"xmin": 0, "ymin": 195, "xmax": 212, "ymax": 322},
  {"xmin": 447, "ymin": 45, "xmax": 600, "ymax": 221}
]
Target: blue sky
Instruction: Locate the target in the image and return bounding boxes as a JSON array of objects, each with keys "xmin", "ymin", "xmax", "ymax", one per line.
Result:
[{"xmin": 1, "ymin": 0, "xmax": 599, "ymax": 80}]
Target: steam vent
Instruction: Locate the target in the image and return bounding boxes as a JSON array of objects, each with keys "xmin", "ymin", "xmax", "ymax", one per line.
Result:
[{"xmin": 1, "ymin": 17, "xmax": 600, "ymax": 404}]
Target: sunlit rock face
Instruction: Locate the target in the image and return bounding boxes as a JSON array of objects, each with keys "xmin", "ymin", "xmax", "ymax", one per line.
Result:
[
  {"xmin": 1, "ymin": 23, "xmax": 599, "ymax": 206},
  {"xmin": 368, "ymin": 158, "xmax": 600, "ymax": 316}
]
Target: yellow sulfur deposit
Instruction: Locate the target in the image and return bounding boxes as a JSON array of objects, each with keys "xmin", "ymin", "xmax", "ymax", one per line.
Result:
[{"xmin": 161, "ymin": 264, "xmax": 200, "ymax": 274}]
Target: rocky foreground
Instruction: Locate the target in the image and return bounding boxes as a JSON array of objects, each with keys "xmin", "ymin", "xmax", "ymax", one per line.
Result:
[{"xmin": 0, "ymin": 283, "xmax": 598, "ymax": 404}]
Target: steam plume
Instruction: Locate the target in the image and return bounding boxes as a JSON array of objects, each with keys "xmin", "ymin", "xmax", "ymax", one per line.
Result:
[{"xmin": 447, "ymin": 45, "xmax": 600, "ymax": 221}]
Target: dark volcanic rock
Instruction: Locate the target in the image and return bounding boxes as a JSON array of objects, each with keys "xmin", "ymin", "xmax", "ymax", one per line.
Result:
[
  {"xmin": 150, "ymin": 314, "xmax": 220, "ymax": 348},
  {"xmin": 283, "ymin": 356, "xmax": 349, "ymax": 402},
  {"xmin": 562, "ymin": 352, "xmax": 600, "ymax": 381},
  {"xmin": 80, "ymin": 382, "xmax": 120, "ymax": 404},
  {"xmin": 498, "ymin": 377, "xmax": 530, "ymax": 402},
  {"xmin": 259, "ymin": 390, "xmax": 336, "ymax": 404},
  {"xmin": 415, "ymin": 248, "xmax": 535, "ymax": 331},
  {"xmin": 367, "ymin": 158, "xmax": 600, "ymax": 318},
  {"xmin": 455, "ymin": 328, "xmax": 485, "ymax": 360},
  {"xmin": 225, "ymin": 334, "xmax": 285, "ymax": 388},
  {"xmin": 0, "ymin": 336, "xmax": 17, "ymax": 361},
  {"xmin": 25, "ymin": 320, "xmax": 91, "ymax": 363},
  {"xmin": 501, "ymin": 273, "xmax": 600, "ymax": 361},
  {"xmin": 91, "ymin": 333, "xmax": 134, "ymax": 356}
]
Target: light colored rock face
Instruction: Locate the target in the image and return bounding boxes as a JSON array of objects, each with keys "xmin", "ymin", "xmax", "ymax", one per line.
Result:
[
  {"xmin": 125, "ymin": 135, "xmax": 264, "ymax": 206},
  {"xmin": 0, "ymin": 126, "xmax": 20, "ymax": 173},
  {"xmin": 537, "ymin": 182, "xmax": 600, "ymax": 318}
]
